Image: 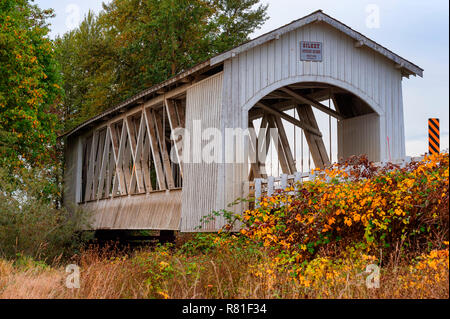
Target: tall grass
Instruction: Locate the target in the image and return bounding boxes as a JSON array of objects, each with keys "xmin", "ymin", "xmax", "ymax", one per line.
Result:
[
  {"xmin": 0, "ymin": 154, "xmax": 448, "ymax": 299},
  {"xmin": 0, "ymin": 241, "xmax": 447, "ymax": 299}
]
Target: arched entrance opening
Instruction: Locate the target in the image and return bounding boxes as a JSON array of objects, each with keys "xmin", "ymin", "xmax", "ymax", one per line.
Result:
[{"xmin": 247, "ymin": 81, "xmax": 378, "ymax": 180}]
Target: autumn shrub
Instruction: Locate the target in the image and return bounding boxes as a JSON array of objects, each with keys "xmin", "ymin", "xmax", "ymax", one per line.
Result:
[
  {"xmin": 394, "ymin": 247, "xmax": 449, "ymax": 298},
  {"xmin": 0, "ymin": 167, "xmax": 92, "ymax": 262},
  {"xmin": 133, "ymin": 235, "xmax": 270, "ymax": 298},
  {"xmin": 240, "ymin": 153, "xmax": 449, "ymax": 276},
  {"xmin": 0, "ymin": 154, "xmax": 447, "ymax": 299},
  {"xmin": 0, "ymin": 239, "xmax": 447, "ymax": 299}
]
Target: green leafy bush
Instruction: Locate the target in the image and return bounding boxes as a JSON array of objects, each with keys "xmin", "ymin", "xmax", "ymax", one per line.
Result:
[{"xmin": 0, "ymin": 167, "xmax": 92, "ymax": 262}]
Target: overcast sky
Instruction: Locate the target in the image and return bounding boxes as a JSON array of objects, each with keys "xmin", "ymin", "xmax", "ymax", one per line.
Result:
[{"xmin": 36, "ymin": 0, "xmax": 449, "ymax": 158}]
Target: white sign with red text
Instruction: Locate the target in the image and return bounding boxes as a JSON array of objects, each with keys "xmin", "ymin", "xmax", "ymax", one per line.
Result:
[{"xmin": 300, "ymin": 41, "xmax": 323, "ymax": 62}]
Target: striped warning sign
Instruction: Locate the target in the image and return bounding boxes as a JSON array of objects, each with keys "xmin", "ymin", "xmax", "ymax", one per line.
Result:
[{"xmin": 428, "ymin": 118, "xmax": 440, "ymax": 154}]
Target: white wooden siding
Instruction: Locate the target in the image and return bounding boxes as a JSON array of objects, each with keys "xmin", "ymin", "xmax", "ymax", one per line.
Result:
[
  {"xmin": 64, "ymin": 16, "xmax": 412, "ymax": 233},
  {"xmin": 181, "ymin": 72, "xmax": 225, "ymax": 232},
  {"xmin": 63, "ymin": 135, "xmax": 81, "ymax": 208},
  {"xmin": 223, "ymin": 22, "xmax": 405, "ymax": 161},
  {"xmin": 338, "ymin": 113, "xmax": 380, "ymax": 162},
  {"xmin": 83, "ymin": 189, "xmax": 182, "ymax": 230},
  {"xmin": 220, "ymin": 22, "xmax": 406, "ymax": 211}
]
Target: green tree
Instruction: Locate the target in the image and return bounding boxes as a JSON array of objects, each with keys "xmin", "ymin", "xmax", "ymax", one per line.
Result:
[
  {"xmin": 55, "ymin": 12, "xmax": 117, "ymax": 131},
  {"xmin": 208, "ymin": 0, "xmax": 269, "ymax": 54},
  {"xmin": 99, "ymin": 0, "xmax": 214, "ymax": 99},
  {"xmin": 56, "ymin": 0, "xmax": 268, "ymax": 132},
  {"xmin": 0, "ymin": 0, "xmax": 62, "ymax": 169}
]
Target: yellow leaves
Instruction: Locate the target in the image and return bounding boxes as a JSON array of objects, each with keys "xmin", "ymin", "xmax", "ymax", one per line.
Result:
[
  {"xmin": 280, "ymin": 240, "xmax": 291, "ymax": 249},
  {"xmin": 159, "ymin": 261, "xmax": 169, "ymax": 270},
  {"xmin": 362, "ymin": 254, "xmax": 378, "ymax": 262},
  {"xmin": 239, "ymin": 153, "xmax": 448, "ymax": 275},
  {"xmin": 429, "ymin": 250, "xmax": 439, "ymax": 259},
  {"xmin": 157, "ymin": 291, "xmax": 169, "ymax": 299},
  {"xmin": 403, "ymin": 178, "xmax": 415, "ymax": 189},
  {"xmin": 344, "ymin": 217, "xmax": 352, "ymax": 227},
  {"xmin": 405, "ymin": 249, "xmax": 449, "ymax": 290},
  {"xmin": 302, "ymin": 279, "xmax": 311, "ymax": 287}
]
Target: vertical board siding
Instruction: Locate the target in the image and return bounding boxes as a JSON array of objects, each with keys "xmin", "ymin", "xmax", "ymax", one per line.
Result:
[
  {"xmin": 224, "ymin": 22, "xmax": 404, "ymax": 163},
  {"xmin": 83, "ymin": 189, "xmax": 182, "ymax": 230},
  {"xmin": 219, "ymin": 21, "xmax": 405, "ymax": 220},
  {"xmin": 337, "ymin": 113, "xmax": 381, "ymax": 162},
  {"xmin": 64, "ymin": 20, "xmax": 408, "ymax": 233},
  {"xmin": 63, "ymin": 135, "xmax": 80, "ymax": 209},
  {"xmin": 181, "ymin": 72, "xmax": 224, "ymax": 232}
]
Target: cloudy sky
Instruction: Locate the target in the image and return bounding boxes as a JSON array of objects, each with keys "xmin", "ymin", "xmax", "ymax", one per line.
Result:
[{"xmin": 36, "ymin": 0, "xmax": 449, "ymax": 158}]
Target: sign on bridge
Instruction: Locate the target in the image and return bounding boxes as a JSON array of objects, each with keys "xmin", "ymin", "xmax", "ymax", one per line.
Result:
[{"xmin": 300, "ymin": 41, "xmax": 323, "ymax": 62}]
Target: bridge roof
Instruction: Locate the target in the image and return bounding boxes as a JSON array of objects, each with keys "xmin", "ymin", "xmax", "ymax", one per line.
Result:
[{"xmin": 62, "ymin": 10, "xmax": 423, "ymax": 138}]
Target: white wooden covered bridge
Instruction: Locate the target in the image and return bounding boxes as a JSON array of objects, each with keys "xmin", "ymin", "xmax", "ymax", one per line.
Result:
[{"xmin": 62, "ymin": 10, "xmax": 423, "ymax": 233}]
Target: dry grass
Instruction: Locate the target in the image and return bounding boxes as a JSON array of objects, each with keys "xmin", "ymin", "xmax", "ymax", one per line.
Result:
[
  {"xmin": 0, "ymin": 242, "xmax": 448, "ymax": 299},
  {"xmin": 1, "ymin": 154, "xmax": 448, "ymax": 299}
]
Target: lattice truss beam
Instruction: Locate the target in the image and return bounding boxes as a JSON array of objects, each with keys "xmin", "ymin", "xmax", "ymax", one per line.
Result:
[
  {"xmin": 249, "ymin": 85, "xmax": 339, "ymax": 179},
  {"xmin": 82, "ymin": 100, "xmax": 185, "ymax": 202}
]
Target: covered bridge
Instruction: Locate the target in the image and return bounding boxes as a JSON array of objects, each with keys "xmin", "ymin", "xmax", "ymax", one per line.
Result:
[{"xmin": 62, "ymin": 10, "xmax": 423, "ymax": 233}]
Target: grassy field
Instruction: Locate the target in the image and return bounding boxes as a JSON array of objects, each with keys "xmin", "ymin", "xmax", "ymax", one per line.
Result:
[
  {"xmin": 0, "ymin": 240, "xmax": 448, "ymax": 299},
  {"xmin": 0, "ymin": 153, "xmax": 448, "ymax": 299}
]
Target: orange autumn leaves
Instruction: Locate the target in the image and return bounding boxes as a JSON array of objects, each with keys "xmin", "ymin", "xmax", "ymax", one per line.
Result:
[
  {"xmin": 241, "ymin": 153, "xmax": 449, "ymax": 266},
  {"xmin": 397, "ymin": 246, "xmax": 449, "ymax": 297},
  {"xmin": 1, "ymin": 0, "xmax": 62, "ymax": 169}
]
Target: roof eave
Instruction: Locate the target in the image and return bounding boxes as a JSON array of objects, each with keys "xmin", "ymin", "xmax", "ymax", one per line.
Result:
[
  {"xmin": 61, "ymin": 59, "xmax": 212, "ymax": 138},
  {"xmin": 210, "ymin": 11, "xmax": 424, "ymax": 77},
  {"xmin": 61, "ymin": 10, "xmax": 424, "ymax": 139}
]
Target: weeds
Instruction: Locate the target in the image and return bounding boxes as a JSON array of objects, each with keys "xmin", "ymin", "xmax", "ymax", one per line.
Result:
[{"xmin": 0, "ymin": 154, "xmax": 448, "ymax": 299}]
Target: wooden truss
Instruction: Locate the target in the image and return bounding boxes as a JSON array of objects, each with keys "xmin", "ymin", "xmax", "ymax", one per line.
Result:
[
  {"xmin": 249, "ymin": 92, "xmax": 333, "ymax": 178},
  {"xmin": 82, "ymin": 100, "xmax": 185, "ymax": 202}
]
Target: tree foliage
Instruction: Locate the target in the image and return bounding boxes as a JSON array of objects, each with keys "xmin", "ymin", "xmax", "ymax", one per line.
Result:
[
  {"xmin": 56, "ymin": 0, "xmax": 268, "ymax": 131},
  {"xmin": 55, "ymin": 12, "xmax": 117, "ymax": 131},
  {"xmin": 207, "ymin": 0, "xmax": 269, "ymax": 53},
  {"xmin": 0, "ymin": 0, "xmax": 62, "ymax": 169},
  {"xmin": 0, "ymin": 166, "xmax": 91, "ymax": 261}
]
